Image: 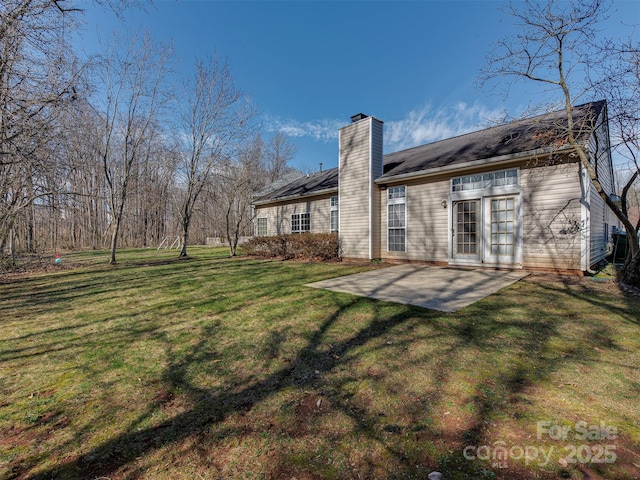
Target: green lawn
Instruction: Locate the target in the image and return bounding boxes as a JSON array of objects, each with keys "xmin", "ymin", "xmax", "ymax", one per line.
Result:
[{"xmin": 1, "ymin": 247, "xmax": 639, "ymax": 479}]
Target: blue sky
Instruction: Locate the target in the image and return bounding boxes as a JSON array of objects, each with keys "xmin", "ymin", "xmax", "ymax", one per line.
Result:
[{"xmin": 77, "ymin": 0, "xmax": 640, "ymax": 172}]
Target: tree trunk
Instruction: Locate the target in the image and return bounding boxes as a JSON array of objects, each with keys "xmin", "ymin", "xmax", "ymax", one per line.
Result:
[
  {"xmin": 179, "ymin": 219, "xmax": 189, "ymax": 257},
  {"xmin": 225, "ymin": 209, "xmax": 236, "ymax": 257},
  {"xmin": 109, "ymin": 218, "xmax": 120, "ymax": 265},
  {"xmin": 619, "ymin": 231, "xmax": 640, "ymax": 287},
  {"xmin": 620, "ymin": 250, "xmax": 640, "ymax": 287}
]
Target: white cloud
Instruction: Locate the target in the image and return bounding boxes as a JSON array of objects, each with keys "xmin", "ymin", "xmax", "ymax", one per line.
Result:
[
  {"xmin": 385, "ymin": 103, "xmax": 506, "ymax": 152},
  {"xmin": 265, "ymin": 103, "xmax": 506, "ymax": 153},
  {"xmin": 265, "ymin": 115, "xmax": 343, "ymax": 142}
]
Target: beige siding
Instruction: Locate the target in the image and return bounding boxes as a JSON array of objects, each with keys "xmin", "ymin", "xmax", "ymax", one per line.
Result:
[
  {"xmin": 254, "ymin": 193, "xmax": 334, "ymax": 235},
  {"xmin": 381, "ymin": 177, "xmax": 450, "ymax": 262},
  {"xmin": 520, "ymin": 161, "xmax": 583, "ymax": 270},
  {"xmin": 590, "ymin": 108, "xmax": 615, "ymax": 194},
  {"xmin": 588, "ymin": 107, "xmax": 617, "ymax": 264},
  {"xmin": 338, "ymin": 117, "xmax": 383, "ymax": 259},
  {"xmin": 590, "ymin": 187, "xmax": 608, "ymax": 264}
]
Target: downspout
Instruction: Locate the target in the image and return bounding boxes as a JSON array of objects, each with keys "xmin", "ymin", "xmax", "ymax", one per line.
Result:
[{"xmin": 580, "ymin": 162, "xmax": 597, "ymax": 274}]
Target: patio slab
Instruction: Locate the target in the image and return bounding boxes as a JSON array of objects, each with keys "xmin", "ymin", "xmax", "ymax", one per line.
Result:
[{"xmin": 305, "ymin": 264, "xmax": 529, "ymax": 312}]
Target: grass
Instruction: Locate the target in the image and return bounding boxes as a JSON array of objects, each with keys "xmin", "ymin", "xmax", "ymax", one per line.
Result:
[{"xmin": 1, "ymin": 247, "xmax": 639, "ymax": 480}]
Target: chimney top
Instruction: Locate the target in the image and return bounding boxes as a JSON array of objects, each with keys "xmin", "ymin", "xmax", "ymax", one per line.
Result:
[{"xmin": 350, "ymin": 113, "xmax": 368, "ymax": 123}]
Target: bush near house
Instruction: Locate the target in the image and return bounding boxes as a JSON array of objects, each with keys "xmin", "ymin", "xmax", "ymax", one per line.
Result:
[{"xmin": 244, "ymin": 232, "xmax": 341, "ymax": 261}]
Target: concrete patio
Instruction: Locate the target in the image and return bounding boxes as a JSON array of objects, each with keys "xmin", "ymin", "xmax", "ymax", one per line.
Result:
[{"xmin": 305, "ymin": 264, "xmax": 529, "ymax": 312}]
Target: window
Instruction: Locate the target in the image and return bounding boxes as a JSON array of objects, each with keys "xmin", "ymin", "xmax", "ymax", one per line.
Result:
[
  {"xmin": 330, "ymin": 196, "xmax": 339, "ymax": 232},
  {"xmin": 387, "ymin": 186, "xmax": 406, "ymax": 252},
  {"xmin": 256, "ymin": 217, "xmax": 267, "ymax": 236},
  {"xmin": 291, "ymin": 212, "xmax": 310, "ymax": 233},
  {"xmin": 452, "ymin": 169, "xmax": 518, "ymax": 192}
]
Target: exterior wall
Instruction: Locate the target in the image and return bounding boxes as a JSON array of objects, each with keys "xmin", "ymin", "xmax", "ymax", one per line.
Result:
[
  {"xmin": 589, "ymin": 186, "xmax": 609, "ymax": 264},
  {"xmin": 380, "ymin": 176, "xmax": 450, "ymax": 262},
  {"xmin": 587, "ymin": 107, "xmax": 618, "ymax": 265},
  {"xmin": 590, "ymin": 107, "xmax": 615, "ymax": 195},
  {"xmin": 520, "ymin": 161, "xmax": 584, "ymax": 271},
  {"xmin": 378, "ymin": 161, "xmax": 585, "ymax": 272},
  {"xmin": 338, "ymin": 116, "xmax": 383, "ymax": 259},
  {"xmin": 254, "ymin": 193, "xmax": 334, "ymax": 235}
]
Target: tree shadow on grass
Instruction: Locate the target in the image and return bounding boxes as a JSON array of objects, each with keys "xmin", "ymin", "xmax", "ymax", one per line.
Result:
[
  {"xmin": 33, "ymin": 311, "xmax": 557, "ymax": 478},
  {"xmin": 30, "ymin": 298, "xmax": 428, "ymax": 479},
  {"xmin": 7, "ymin": 259, "xmax": 638, "ymax": 480}
]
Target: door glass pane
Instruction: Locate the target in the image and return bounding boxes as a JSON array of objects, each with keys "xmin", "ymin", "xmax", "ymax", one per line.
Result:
[
  {"xmin": 456, "ymin": 201, "xmax": 478, "ymax": 256},
  {"xmin": 490, "ymin": 196, "xmax": 516, "ymax": 257}
]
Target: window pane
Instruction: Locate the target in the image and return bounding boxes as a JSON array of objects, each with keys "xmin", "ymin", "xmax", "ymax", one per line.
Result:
[
  {"xmin": 330, "ymin": 210, "xmax": 338, "ymax": 232},
  {"xmin": 301, "ymin": 213, "xmax": 310, "ymax": 232},
  {"xmin": 257, "ymin": 218, "xmax": 267, "ymax": 236}
]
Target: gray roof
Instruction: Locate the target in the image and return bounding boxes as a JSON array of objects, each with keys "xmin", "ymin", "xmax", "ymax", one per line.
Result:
[
  {"xmin": 254, "ymin": 171, "xmax": 305, "ymax": 198},
  {"xmin": 254, "ymin": 167, "xmax": 338, "ymax": 203},
  {"xmin": 255, "ymin": 101, "xmax": 605, "ymax": 203},
  {"xmin": 381, "ymin": 100, "xmax": 605, "ymax": 179}
]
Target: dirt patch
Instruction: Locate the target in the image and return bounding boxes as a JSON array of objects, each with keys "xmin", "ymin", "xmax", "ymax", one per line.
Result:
[
  {"xmin": 294, "ymin": 393, "xmax": 330, "ymax": 418},
  {"xmin": 0, "ymin": 261, "xmax": 79, "ymax": 283}
]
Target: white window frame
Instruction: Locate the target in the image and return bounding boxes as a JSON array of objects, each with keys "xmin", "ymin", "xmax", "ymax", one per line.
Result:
[
  {"xmin": 256, "ymin": 217, "xmax": 268, "ymax": 236},
  {"xmin": 451, "ymin": 168, "xmax": 519, "ymax": 193},
  {"xmin": 387, "ymin": 186, "xmax": 406, "ymax": 252},
  {"xmin": 291, "ymin": 212, "xmax": 310, "ymax": 233},
  {"xmin": 330, "ymin": 196, "xmax": 339, "ymax": 232}
]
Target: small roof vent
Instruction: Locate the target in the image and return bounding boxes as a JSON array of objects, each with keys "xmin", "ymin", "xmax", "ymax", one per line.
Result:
[{"xmin": 350, "ymin": 113, "xmax": 368, "ymax": 123}]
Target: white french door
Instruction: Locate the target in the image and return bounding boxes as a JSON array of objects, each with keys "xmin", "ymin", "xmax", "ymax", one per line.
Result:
[
  {"xmin": 483, "ymin": 196, "xmax": 518, "ymax": 265},
  {"xmin": 453, "ymin": 199, "xmax": 480, "ymax": 262},
  {"xmin": 451, "ymin": 195, "xmax": 520, "ymax": 266}
]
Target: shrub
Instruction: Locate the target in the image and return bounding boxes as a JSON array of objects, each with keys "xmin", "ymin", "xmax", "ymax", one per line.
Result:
[{"xmin": 244, "ymin": 233, "xmax": 341, "ymax": 261}]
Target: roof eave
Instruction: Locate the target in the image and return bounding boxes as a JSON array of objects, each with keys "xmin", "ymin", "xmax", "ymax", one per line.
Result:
[
  {"xmin": 253, "ymin": 187, "xmax": 338, "ymax": 207},
  {"xmin": 376, "ymin": 144, "xmax": 579, "ymax": 185}
]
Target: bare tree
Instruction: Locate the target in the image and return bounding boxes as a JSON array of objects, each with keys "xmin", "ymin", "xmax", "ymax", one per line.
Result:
[
  {"xmin": 216, "ymin": 136, "xmax": 264, "ymax": 257},
  {"xmin": 263, "ymin": 131, "xmax": 297, "ymax": 183},
  {"xmin": 480, "ymin": 0, "xmax": 640, "ymax": 286},
  {"xmin": 174, "ymin": 56, "xmax": 255, "ymax": 257},
  {"xmin": 95, "ymin": 32, "xmax": 173, "ymax": 264},
  {"xmin": 0, "ymin": 0, "xmax": 82, "ymax": 260},
  {"xmin": 592, "ymin": 35, "xmax": 640, "ymax": 282}
]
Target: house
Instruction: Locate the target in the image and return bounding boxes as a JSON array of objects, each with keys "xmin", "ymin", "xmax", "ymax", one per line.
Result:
[{"xmin": 252, "ymin": 101, "xmax": 619, "ymax": 274}]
